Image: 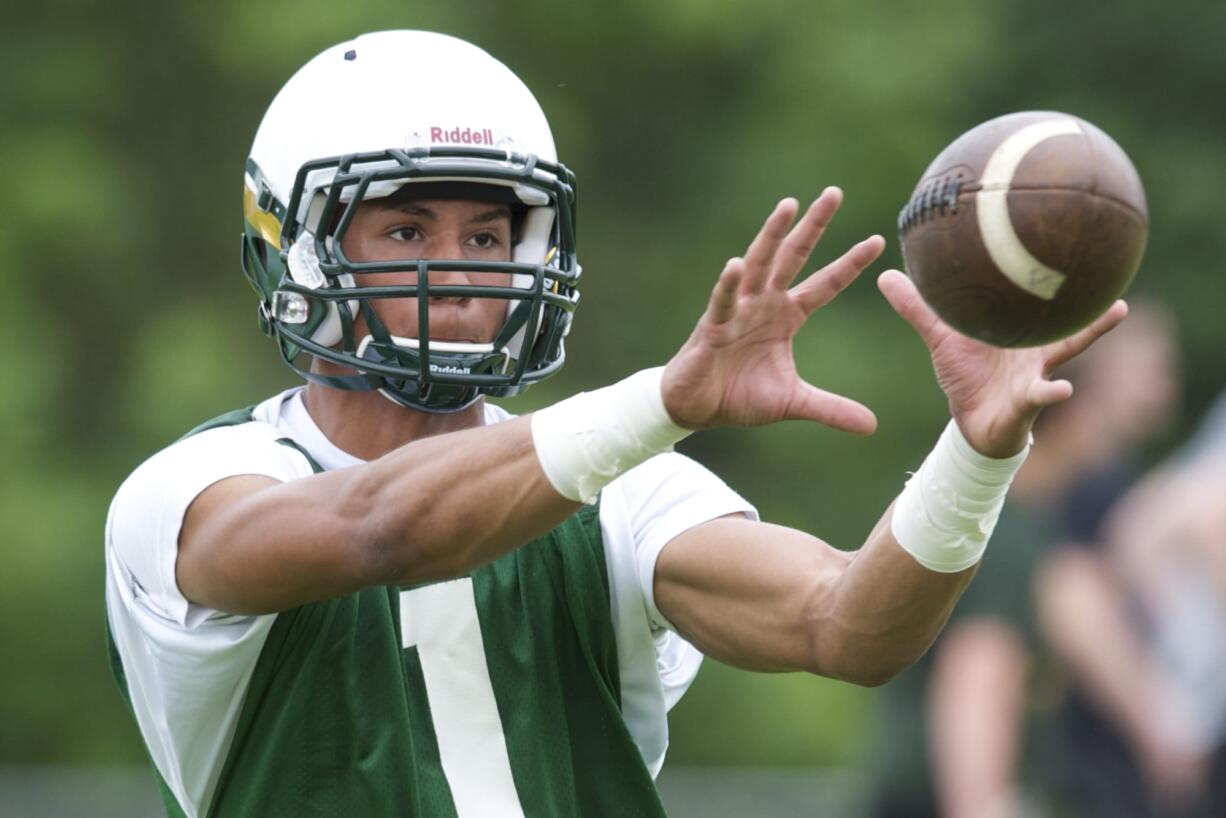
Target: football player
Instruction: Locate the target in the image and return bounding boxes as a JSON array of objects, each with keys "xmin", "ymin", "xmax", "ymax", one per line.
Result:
[{"xmin": 104, "ymin": 30, "xmax": 1127, "ymax": 818}]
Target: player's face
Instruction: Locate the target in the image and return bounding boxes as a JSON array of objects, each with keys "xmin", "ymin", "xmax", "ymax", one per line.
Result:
[{"xmin": 340, "ymin": 197, "xmax": 514, "ymax": 344}]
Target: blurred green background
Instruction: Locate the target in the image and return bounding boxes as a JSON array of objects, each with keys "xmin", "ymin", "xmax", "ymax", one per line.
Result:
[{"xmin": 1, "ymin": 0, "xmax": 1222, "ymax": 812}]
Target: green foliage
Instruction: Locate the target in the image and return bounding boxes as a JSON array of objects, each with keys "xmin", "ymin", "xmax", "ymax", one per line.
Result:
[{"xmin": 1, "ymin": 0, "xmax": 1219, "ymax": 771}]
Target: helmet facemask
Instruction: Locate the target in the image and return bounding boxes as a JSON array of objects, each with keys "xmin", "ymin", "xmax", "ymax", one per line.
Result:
[{"xmin": 242, "ymin": 145, "xmax": 580, "ymax": 413}]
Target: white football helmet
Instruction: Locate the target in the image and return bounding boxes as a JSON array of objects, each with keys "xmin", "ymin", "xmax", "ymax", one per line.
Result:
[{"xmin": 241, "ymin": 31, "xmax": 580, "ymax": 412}]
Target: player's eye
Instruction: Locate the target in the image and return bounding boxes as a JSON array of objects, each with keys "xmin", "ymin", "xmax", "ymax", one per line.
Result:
[
  {"xmin": 467, "ymin": 231, "xmax": 501, "ymax": 249},
  {"xmin": 388, "ymin": 226, "xmax": 422, "ymax": 242}
]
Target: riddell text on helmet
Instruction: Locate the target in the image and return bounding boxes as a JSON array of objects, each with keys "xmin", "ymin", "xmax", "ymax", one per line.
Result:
[{"xmin": 430, "ymin": 126, "xmax": 496, "ymax": 145}]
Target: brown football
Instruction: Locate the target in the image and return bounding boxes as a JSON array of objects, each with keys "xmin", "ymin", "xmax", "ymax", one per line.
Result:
[{"xmin": 897, "ymin": 111, "xmax": 1148, "ymax": 347}]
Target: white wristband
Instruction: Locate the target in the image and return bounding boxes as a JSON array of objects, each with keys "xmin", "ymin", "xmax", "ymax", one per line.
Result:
[
  {"xmin": 531, "ymin": 367, "xmax": 692, "ymax": 504},
  {"xmin": 890, "ymin": 420, "xmax": 1030, "ymax": 573}
]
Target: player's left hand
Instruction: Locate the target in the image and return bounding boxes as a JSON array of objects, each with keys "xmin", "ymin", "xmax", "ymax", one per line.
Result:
[{"xmin": 878, "ymin": 269, "xmax": 1129, "ymax": 457}]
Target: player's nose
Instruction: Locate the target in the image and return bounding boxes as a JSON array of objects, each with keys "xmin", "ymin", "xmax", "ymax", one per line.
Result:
[{"xmin": 422, "ymin": 240, "xmax": 479, "ymax": 304}]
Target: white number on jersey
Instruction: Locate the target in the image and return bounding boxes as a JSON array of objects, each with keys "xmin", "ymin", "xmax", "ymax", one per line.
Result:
[{"xmin": 400, "ymin": 579, "xmax": 526, "ymax": 818}]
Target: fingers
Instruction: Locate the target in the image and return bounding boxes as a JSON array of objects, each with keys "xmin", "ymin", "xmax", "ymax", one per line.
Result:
[
  {"xmin": 877, "ymin": 269, "xmax": 944, "ymax": 346},
  {"xmin": 742, "ymin": 198, "xmax": 800, "ymax": 293},
  {"xmin": 787, "ymin": 382, "xmax": 878, "ymax": 435},
  {"xmin": 792, "ymin": 235, "xmax": 885, "ymax": 315},
  {"xmin": 706, "ymin": 257, "xmax": 745, "ymax": 325},
  {"xmin": 1044, "ymin": 300, "xmax": 1129, "ymax": 370},
  {"xmin": 1022, "ymin": 301, "xmax": 1126, "ymax": 415},
  {"xmin": 1028, "ymin": 377, "xmax": 1074, "ymax": 409},
  {"xmin": 768, "ymin": 187, "xmax": 844, "ymax": 291},
  {"xmin": 742, "ymin": 187, "xmax": 845, "ymax": 294},
  {"xmin": 1029, "ymin": 301, "xmax": 1127, "ymax": 413}
]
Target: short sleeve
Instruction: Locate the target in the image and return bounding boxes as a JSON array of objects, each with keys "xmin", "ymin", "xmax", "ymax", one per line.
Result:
[
  {"xmin": 597, "ymin": 452, "xmax": 756, "ymax": 777},
  {"xmin": 614, "ymin": 452, "xmax": 758, "ymax": 632},
  {"xmin": 107, "ymin": 421, "xmax": 316, "ymax": 628}
]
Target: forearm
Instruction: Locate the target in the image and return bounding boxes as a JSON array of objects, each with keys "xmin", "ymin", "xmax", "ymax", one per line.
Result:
[
  {"xmin": 183, "ymin": 369, "xmax": 690, "ymax": 614},
  {"xmin": 255, "ymin": 388, "xmax": 688, "ymax": 588},
  {"xmin": 345, "ymin": 415, "xmax": 579, "ymax": 583},
  {"xmin": 654, "ymin": 423, "xmax": 1024, "ymax": 684},
  {"xmin": 654, "ymin": 512, "xmax": 973, "ymax": 683},
  {"xmin": 367, "ymin": 367, "xmax": 690, "ymax": 579},
  {"xmin": 814, "ymin": 421, "xmax": 1029, "ymax": 683},
  {"xmin": 810, "ymin": 508, "xmax": 976, "ymax": 685}
]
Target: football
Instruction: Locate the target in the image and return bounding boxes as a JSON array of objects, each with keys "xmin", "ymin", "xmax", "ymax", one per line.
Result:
[{"xmin": 897, "ymin": 111, "xmax": 1148, "ymax": 347}]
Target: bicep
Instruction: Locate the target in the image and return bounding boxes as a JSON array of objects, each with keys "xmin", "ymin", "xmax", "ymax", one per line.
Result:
[
  {"xmin": 653, "ymin": 517, "xmax": 849, "ymax": 672},
  {"xmin": 177, "ymin": 470, "xmax": 378, "ymax": 616},
  {"xmin": 108, "ymin": 425, "xmax": 327, "ymax": 623}
]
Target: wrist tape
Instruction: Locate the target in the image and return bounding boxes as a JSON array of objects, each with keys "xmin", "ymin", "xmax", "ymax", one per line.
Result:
[
  {"xmin": 891, "ymin": 420, "xmax": 1030, "ymax": 573},
  {"xmin": 531, "ymin": 367, "xmax": 692, "ymax": 504}
]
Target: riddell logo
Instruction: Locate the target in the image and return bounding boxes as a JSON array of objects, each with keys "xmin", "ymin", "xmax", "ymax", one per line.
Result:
[
  {"xmin": 430, "ymin": 126, "xmax": 496, "ymax": 145},
  {"xmin": 429, "ymin": 363, "xmax": 470, "ymax": 374}
]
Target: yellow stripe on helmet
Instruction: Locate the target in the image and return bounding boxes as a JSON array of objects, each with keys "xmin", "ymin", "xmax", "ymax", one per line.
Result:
[
  {"xmin": 243, "ymin": 186, "xmax": 284, "ymax": 248},
  {"xmin": 544, "ymin": 246, "xmax": 561, "ymax": 292}
]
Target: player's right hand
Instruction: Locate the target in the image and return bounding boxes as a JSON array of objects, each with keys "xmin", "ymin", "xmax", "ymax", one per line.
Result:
[
  {"xmin": 660, "ymin": 189, "xmax": 882, "ymax": 433},
  {"xmin": 878, "ymin": 268, "xmax": 1127, "ymax": 458}
]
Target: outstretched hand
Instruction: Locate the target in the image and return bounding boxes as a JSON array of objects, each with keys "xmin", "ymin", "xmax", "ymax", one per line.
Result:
[
  {"xmin": 877, "ymin": 269, "xmax": 1129, "ymax": 458},
  {"xmin": 661, "ymin": 188, "xmax": 884, "ymax": 433}
]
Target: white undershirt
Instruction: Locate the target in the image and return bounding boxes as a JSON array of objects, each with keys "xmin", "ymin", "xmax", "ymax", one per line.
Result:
[{"xmin": 105, "ymin": 387, "xmax": 756, "ymax": 817}]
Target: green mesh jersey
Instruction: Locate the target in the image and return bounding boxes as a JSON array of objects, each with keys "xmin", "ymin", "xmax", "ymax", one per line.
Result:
[{"xmin": 107, "ymin": 407, "xmax": 670, "ymax": 818}]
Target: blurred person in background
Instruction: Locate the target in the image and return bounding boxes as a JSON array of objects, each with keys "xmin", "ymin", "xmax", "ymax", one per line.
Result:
[
  {"xmin": 867, "ymin": 303, "xmax": 1178, "ymax": 818},
  {"xmin": 101, "ymin": 29, "xmax": 1130, "ymax": 818},
  {"xmin": 1037, "ymin": 380, "xmax": 1226, "ymax": 818}
]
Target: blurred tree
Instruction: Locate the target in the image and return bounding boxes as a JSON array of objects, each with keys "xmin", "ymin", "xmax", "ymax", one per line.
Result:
[{"xmin": 0, "ymin": 0, "xmax": 1218, "ymax": 774}]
